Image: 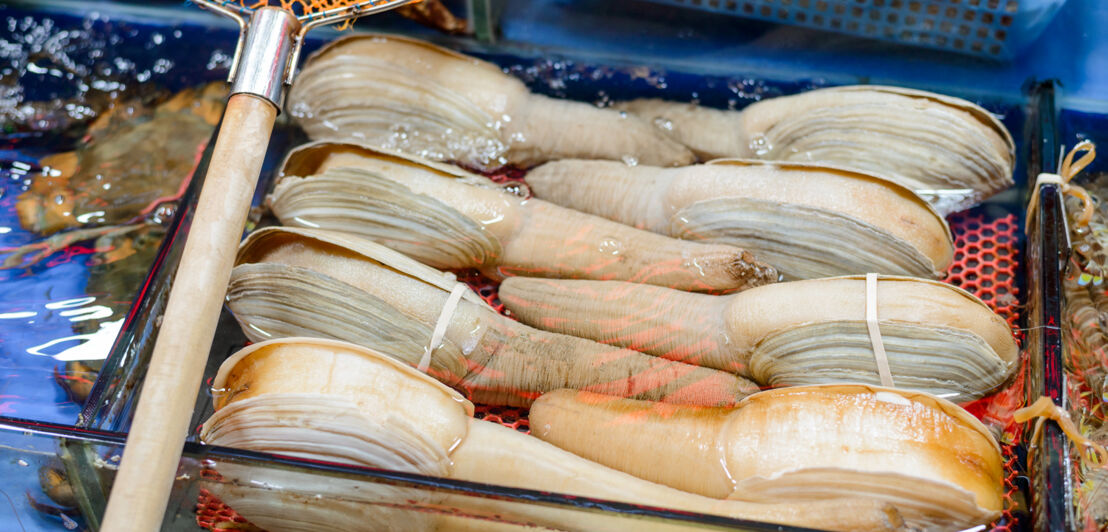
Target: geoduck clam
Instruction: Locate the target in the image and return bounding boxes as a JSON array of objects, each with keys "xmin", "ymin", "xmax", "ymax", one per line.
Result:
[
  {"xmin": 268, "ymin": 141, "xmax": 777, "ymax": 293},
  {"xmin": 227, "ymin": 227, "xmax": 761, "ymax": 408},
  {"xmin": 499, "ymin": 275, "xmax": 1019, "ymax": 403},
  {"xmin": 526, "ymin": 158, "xmax": 954, "ymax": 280},
  {"xmin": 199, "ymin": 337, "xmax": 904, "ymax": 532},
  {"xmin": 529, "ymin": 385, "xmax": 1005, "ymax": 531}
]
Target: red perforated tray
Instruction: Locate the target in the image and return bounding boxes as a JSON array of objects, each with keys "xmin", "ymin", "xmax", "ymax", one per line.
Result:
[{"xmin": 197, "ymin": 210, "xmax": 1026, "ymax": 531}]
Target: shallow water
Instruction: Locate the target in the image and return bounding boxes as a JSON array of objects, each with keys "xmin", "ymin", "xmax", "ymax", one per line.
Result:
[{"xmin": 0, "ymin": 8, "xmax": 232, "ymax": 428}]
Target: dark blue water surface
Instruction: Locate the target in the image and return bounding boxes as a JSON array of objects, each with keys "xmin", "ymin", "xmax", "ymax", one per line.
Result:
[{"xmin": 0, "ymin": 4, "xmax": 238, "ymax": 430}]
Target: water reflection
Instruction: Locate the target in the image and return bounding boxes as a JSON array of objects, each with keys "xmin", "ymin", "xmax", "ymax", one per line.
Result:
[
  {"xmin": 0, "ymin": 8, "xmax": 231, "ymax": 430},
  {"xmin": 27, "ymin": 320, "xmax": 122, "ymax": 362}
]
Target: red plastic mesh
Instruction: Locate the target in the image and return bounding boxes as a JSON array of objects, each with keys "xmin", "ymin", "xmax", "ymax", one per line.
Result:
[
  {"xmin": 944, "ymin": 212, "xmax": 1024, "ymax": 532},
  {"xmin": 943, "ymin": 213, "xmax": 1021, "ymax": 329},
  {"xmin": 196, "ymin": 210, "xmax": 1026, "ymax": 531},
  {"xmin": 196, "ymin": 488, "xmax": 261, "ymax": 532}
]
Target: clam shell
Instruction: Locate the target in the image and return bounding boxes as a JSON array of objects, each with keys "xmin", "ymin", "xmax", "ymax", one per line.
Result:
[
  {"xmin": 748, "ymin": 320, "xmax": 1009, "ymax": 402},
  {"xmin": 201, "ymin": 337, "xmax": 471, "ymax": 532},
  {"xmin": 230, "ymin": 226, "xmax": 488, "ymax": 384},
  {"xmin": 228, "ymin": 262, "xmax": 469, "ymax": 384},
  {"xmin": 289, "ymin": 36, "xmax": 510, "ymax": 169},
  {"xmin": 267, "ymin": 167, "xmax": 504, "ymax": 270},
  {"xmin": 618, "ymin": 85, "xmax": 1015, "ymax": 212},
  {"xmin": 673, "ymin": 194, "xmax": 942, "ymax": 280},
  {"xmin": 750, "ymin": 86, "xmax": 1014, "ymax": 203}
]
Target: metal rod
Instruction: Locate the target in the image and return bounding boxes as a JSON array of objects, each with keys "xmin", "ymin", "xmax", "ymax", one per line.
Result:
[{"xmin": 230, "ymin": 7, "xmax": 299, "ymax": 105}]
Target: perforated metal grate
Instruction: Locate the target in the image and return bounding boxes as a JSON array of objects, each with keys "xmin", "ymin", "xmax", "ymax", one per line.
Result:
[
  {"xmin": 196, "ymin": 210, "xmax": 1026, "ymax": 531},
  {"xmin": 641, "ymin": 0, "xmax": 1065, "ymax": 58}
]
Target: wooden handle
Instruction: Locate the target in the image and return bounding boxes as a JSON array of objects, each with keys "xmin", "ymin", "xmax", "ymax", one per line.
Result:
[{"xmin": 100, "ymin": 93, "xmax": 278, "ymax": 532}]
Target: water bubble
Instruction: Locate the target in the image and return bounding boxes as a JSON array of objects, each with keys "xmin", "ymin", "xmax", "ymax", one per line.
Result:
[
  {"xmin": 207, "ymin": 49, "xmax": 233, "ymax": 71},
  {"xmin": 620, "ymin": 155, "xmax": 638, "ymax": 167},
  {"xmin": 152, "ymin": 58, "xmax": 173, "ymax": 74},
  {"xmin": 112, "ymin": 56, "xmax": 134, "ymax": 73},
  {"xmin": 686, "ymin": 258, "xmax": 706, "ymax": 276},
  {"xmin": 593, "ymin": 90, "xmax": 611, "ymax": 108},
  {"xmin": 652, "ymin": 117, "xmax": 674, "ymax": 131},
  {"xmin": 598, "ymin": 238, "xmax": 622, "ymax": 256},
  {"xmin": 749, "ymin": 133, "xmax": 773, "ymax": 156},
  {"xmin": 461, "ymin": 333, "xmax": 479, "ymax": 356},
  {"xmin": 727, "ymin": 78, "xmax": 775, "ymax": 102},
  {"xmin": 501, "ymin": 183, "xmax": 528, "ymax": 197},
  {"xmin": 152, "ymin": 203, "xmax": 177, "ymax": 225},
  {"xmin": 720, "ymin": 331, "xmax": 733, "ymax": 346}
]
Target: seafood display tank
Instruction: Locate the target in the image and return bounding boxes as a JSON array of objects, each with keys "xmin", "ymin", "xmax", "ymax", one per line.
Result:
[{"xmin": 1, "ymin": 0, "xmax": 1106, "ymax": 531}]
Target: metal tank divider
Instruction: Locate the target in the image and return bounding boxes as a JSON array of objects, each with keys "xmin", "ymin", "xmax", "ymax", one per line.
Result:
[{"xmin": 1026, "ymin": 78, "xmax": 1073, "ymax": 532}]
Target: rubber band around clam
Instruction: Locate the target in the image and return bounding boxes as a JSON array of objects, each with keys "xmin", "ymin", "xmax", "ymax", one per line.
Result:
[
  {"xmin": 1025, "ymin": 141, "xmax": 1097, "ymax": 232},
  {"xmin": 417, "ymin": 282, "xmax": 470, "ymax": 372},
  {"xmin": 865, "ymin": 273, "xmax": 895, "ymax": 387}
]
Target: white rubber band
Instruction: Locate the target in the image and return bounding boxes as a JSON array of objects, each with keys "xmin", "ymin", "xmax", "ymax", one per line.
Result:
[
  {"xmin": 865, "ymin": 273, "xmax": 895, "ymax": 388},
  {"xmin": 418, "ymin": 283, "xmax": 469, "ymax": 372},
  {"xmin": 1034, "ymin": 172, "xmax": 1064, "ymax": 187}
]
